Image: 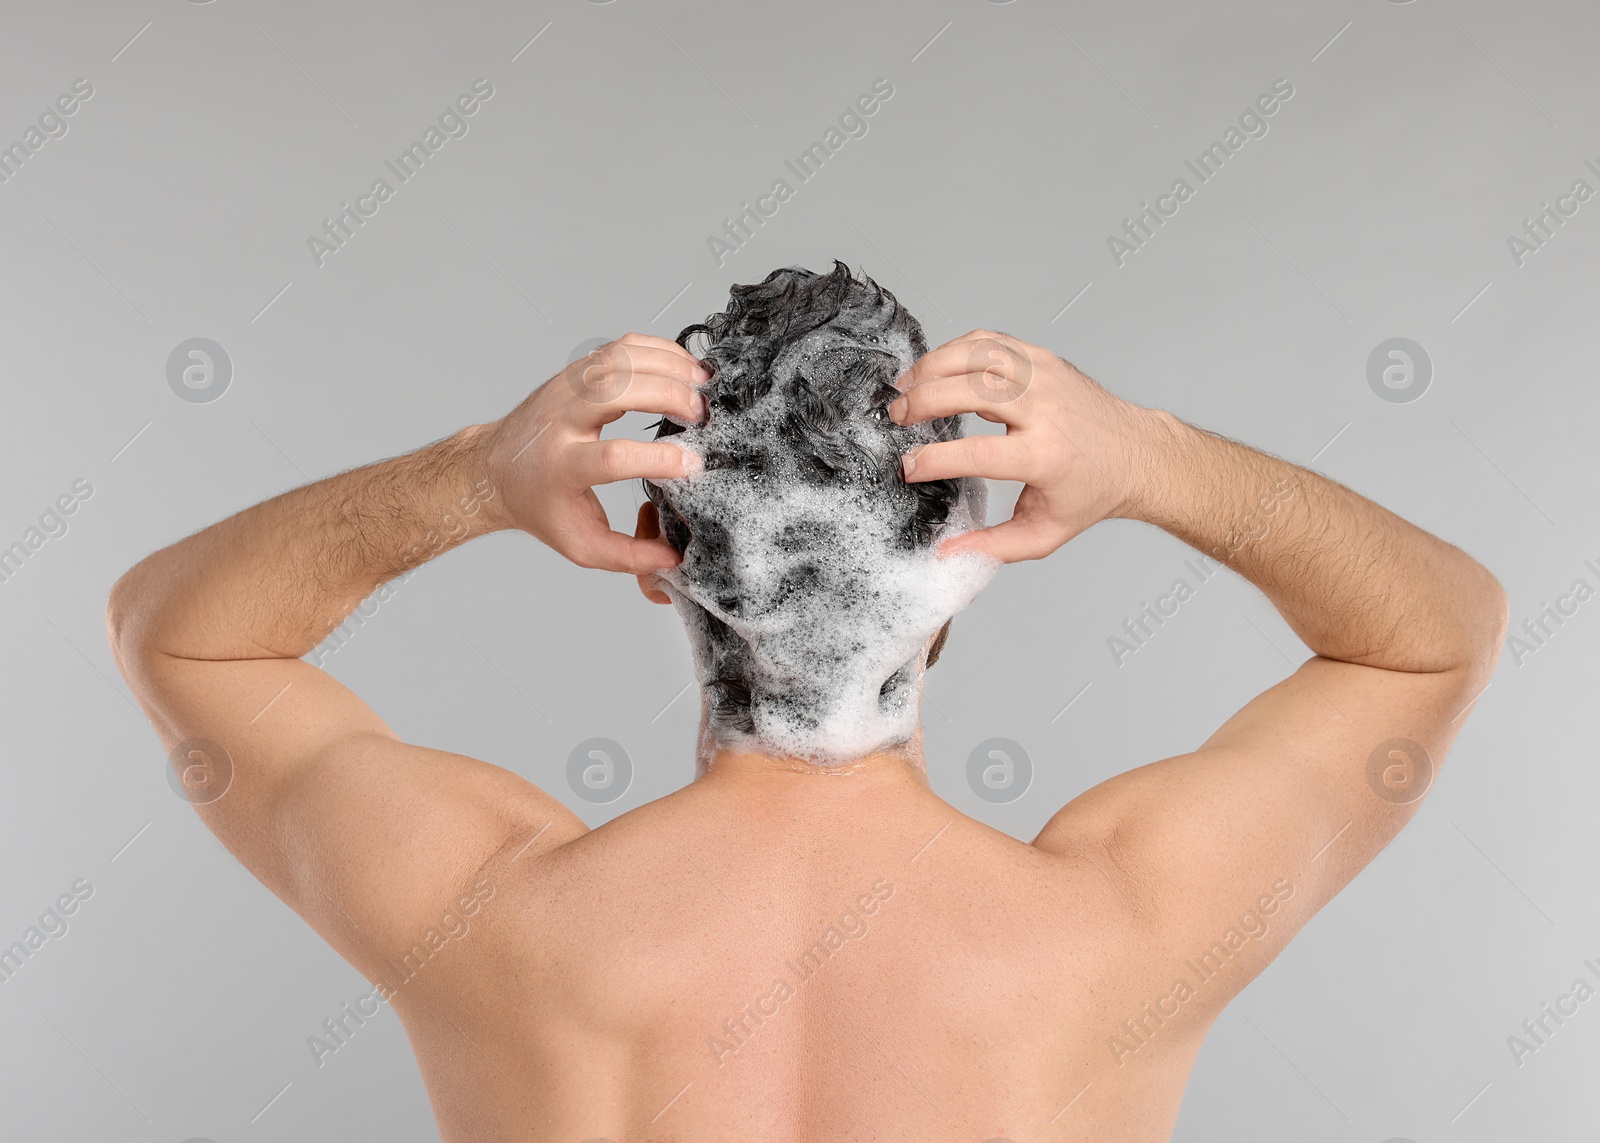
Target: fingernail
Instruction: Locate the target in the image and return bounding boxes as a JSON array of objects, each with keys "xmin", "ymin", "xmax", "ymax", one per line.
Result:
[
  {"xmin": 681, "ymin": 449, "xmax": 703, "ymax": 475},
  {"xmin": 694, "ymin": 391, "xmax": 708, "ymax": 419},
  {"xmin": 887, "ymin": 396, "xmax": 906, "ymax": 423},
  {"xmin": 901, "ymin": 446, "xmax": 919, "ymax": 478}
]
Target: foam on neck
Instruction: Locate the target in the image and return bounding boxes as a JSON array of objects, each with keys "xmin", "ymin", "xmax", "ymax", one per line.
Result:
[{"xmin": 654, "ymin": 462, "xmax": 997, "ymax": 764}]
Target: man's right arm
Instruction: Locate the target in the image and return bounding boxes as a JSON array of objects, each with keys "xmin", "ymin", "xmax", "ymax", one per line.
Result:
[
  {"xmin": 105, "ymin": 334, "xmax": 708, "ymax": 988},
  {"xmin": 891, "ymin": 330, "xmax": 1507, "ymax": 1017}
]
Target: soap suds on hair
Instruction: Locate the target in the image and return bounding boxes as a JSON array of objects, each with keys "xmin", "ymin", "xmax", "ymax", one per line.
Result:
[{"xmin": 645, "ymin": 262, "xmax": 999, "ymax": 763}]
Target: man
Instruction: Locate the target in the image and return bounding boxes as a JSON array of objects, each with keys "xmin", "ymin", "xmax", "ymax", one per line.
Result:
[{"xmin": 107, "ymin": 263, "xmax": 1505, "ymax": 1141}]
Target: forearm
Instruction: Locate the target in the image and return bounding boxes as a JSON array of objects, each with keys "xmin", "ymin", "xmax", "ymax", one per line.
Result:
[
  {"xmin": 1125, "ymin": 410, "xmax": 1506, "ymax": 676},
  {"xmin": 108, "ymin": 424, "xmax": 506, "ymax": 662}
]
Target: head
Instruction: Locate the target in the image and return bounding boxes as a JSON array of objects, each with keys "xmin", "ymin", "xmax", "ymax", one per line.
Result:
[{"xmin": 638, "ymin": 262, "xmax": 998, "ymax": 764}]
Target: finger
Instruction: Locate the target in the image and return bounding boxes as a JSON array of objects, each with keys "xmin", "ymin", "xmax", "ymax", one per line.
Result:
[
  {"xmin": 935, "ymin": 519, "xmax": 1056, "ymax": 564},
  {"xmin": 569, "ymin": 527, "xmax": 684, "ymax": 574},
  {"xmin": 569, "ymin": 345, "xmax": 711, "ymax": 399},
  {"xmin": 565, "ymin": 438, "xmax": 702, "ymax": 488},
  {"xmin": 889, "ymin": 374, "xmax": 1033, "ymax": 428},
  {"xmin": 901, "ymin": 434, "xmax": 1043, "ymax": 484},
  {"xmin": 554, "ymin": 491, "xmax": 682, "ymax": 574},
  {"xmin": 570, "ymin": 345, "xmax": 712, "ymax": 397},
  {"xmin": 615, "ymin": 332, "xmax": 711, "ymax": 370},
  {"xmin": 944, "ymin": 327, "xmax": 1020, "ymax": 348},
  {"xmin": 634, "ymin": 503, "xmax": 675, "ymax": 604},
  {"xmin": 638, "ymin": 574, "xmax": 674, "ymax": 605},
  {"xmin": 569, "ymin": 372, "xmax": 709, "ymax": 428},
  {"xmin": 895, "ymin": 332, "xmax": 1028, "ymax": 392},
  {"xmin": 920, "ymin": 328, "xmax": 1017, "ymax": 355}
]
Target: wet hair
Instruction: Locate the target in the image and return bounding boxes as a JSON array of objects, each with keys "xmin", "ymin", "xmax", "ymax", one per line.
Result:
[
  {"xmin": 643, "ymin": 262, "xmax": 988, "ymax": 756},
  {"xmin": 654, "ymin": 261, "xmax": 963, "ymax": 548}
]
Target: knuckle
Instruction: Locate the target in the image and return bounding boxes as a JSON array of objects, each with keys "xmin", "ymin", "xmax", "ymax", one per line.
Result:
[
  {"xmin": 678, "ymin": 381, "xmax": 704, "ymax": 415},
  {"xmin": 1012, "ymin": 437, "xmax": 1040, "ymax": 478},
  {"xmin": 968, "ymin": 336, "xmax": 1010, "ymax": 366},
  {"xmin": 596, "ymin": 438, "xmax": 632, "ymax": 479},
  {"xmin": 650, "ymin": 442, "xmax": 681, "ymax": 473}
]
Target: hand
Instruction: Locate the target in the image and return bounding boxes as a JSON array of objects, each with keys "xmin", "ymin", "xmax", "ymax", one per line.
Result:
[
  {"xmin": 887, "ymin": 329, "xmax": 1160, "ymax": 563},
  {"xmin": 477, "ymin": 333, "xmax": 709, "ymax": 573}
]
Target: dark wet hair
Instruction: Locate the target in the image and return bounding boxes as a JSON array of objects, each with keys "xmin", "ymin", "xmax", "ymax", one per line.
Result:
[
  {"xmin": 651, "ymin": 260, "xmax": 963, "ymax": 550},
  {"xmin": 645, "ymin": 262, "xmax": 967, "ymax": 736}
]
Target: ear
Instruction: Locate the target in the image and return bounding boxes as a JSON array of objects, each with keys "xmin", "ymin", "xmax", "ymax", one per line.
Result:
[{"xmin": 634, "ymin": 502, "xmax": 674, "ymax": 605}]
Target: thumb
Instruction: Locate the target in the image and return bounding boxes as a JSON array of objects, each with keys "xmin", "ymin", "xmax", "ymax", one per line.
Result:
[{"xmin": 936, "ymin": 519, "xmax": 1057, "ymax": 564}]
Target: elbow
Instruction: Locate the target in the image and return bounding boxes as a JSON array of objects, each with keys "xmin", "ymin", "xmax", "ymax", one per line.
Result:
[
  {"xmin": 105, "ymin": 572, "xmax": 133, "ymax": 666},
  {"xmin": 1462, "ymin": 565, "xmax": 1509, "ymax": 685},
  {"xmin": 104, "ymin": 563, "xmax": 152, "ymax": 668}
]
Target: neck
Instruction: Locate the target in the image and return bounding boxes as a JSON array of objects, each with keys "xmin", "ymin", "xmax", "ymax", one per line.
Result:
[
  {"xmin": 682, "ymin": 730, "xmax": 944, "ymax": 853},
  {"xmin": 691, "ymin": 722, "xmax": 931, "ymax": 791}
]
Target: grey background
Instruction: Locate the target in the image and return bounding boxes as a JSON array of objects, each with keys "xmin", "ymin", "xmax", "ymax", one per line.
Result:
[{"xmin": 1, "ymin": 0, "xmax": 1594, "ymax": 1139}]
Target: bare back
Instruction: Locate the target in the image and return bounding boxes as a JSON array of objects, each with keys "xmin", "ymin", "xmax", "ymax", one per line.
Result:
[{"xmin": 388, "ymin": 784, "xmax": 1205, "ymax": 1142}]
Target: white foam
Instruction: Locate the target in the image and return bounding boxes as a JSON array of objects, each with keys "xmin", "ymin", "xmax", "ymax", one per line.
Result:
[{"xmin": 652, "ymin": 447, "xmax": 998, "ymax": 764}]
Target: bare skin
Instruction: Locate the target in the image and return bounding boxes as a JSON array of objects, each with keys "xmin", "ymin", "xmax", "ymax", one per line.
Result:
[{"xmin": 107, "ymin": 331, "xmax": 1506, "ymax": 1142}]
